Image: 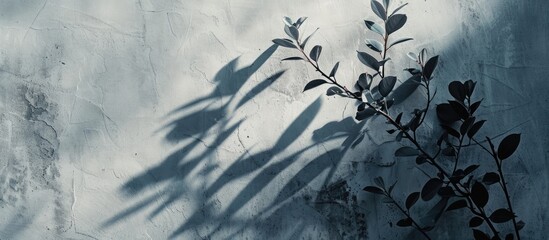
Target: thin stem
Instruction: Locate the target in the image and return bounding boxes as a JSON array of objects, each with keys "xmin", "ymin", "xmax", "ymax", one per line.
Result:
[{"xmin": 385, "ymin": 192, "xmax": 432, "ymax": 240}]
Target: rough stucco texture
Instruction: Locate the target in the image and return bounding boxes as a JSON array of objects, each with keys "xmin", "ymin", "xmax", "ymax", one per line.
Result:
[{"xmin": 0, "ymin": 0, "xmax": 548, "ymax": 239}]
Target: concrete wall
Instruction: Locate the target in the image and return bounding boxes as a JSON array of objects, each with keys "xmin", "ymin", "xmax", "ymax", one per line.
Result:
[{"xmin": 0, "ymin": 0, "xmax": 547, "ymax": 239}]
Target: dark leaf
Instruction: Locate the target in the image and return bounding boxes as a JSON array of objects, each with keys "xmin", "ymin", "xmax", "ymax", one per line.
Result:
[
  {"xmin": 416, "ymin": 155, "xmax": 428, "ymax": 165},
  {"xmin": 388, "ymin": 37, "xmax": 413, "ymax": 49},
  {"xmin": 365, "ymin": 39, "xmax": 384, "ymax": 52},
  {"xmin": 469, "ymin": 217, "xmax": 484, "ymax": 227},
  {"xmin": 406, "ymin": 192, "xmax": 420, "ymax": 209},
  {"xmin": 497, "ymin": 134, "xmax": 521, "ymax": 160},
  {"xmin": 467, "ymin": 120, "xmax": 486, "ymax": 138},
  {"xmin": 326, "ymin": 86, "xmax": 343, "ymax": 96},
  {"xmin": 356, "ymin": 73, "xmax": 371, "ymax": 91},
  {"xmin": 294, "ymin": 16, "xmax": 308, "ymax": 29},
  {"xmin": 386, "ymin": 14, "xmax": 406, "ymax": 35},
  {"xmin": 421, "ymin": 178, "xmax": 443, "ymax": 201},
  {"xmin": 409, "ymin": 114, "xmax": 421, "ymax": 131},
  {"xmin": 383, "ymin": 0, "xmax": 390, "ymax": 8},
  {"xmin": 374, "ymin": 176, "xmax": 385, "ymax": 188},
  {"xmin": 283, "ymin": 16, "xmax": 293, "ymax": 26},
  {"xmin": 310, "ymin": 45, "xmax": 322, "ymax": 62},
  {"xmin": 505, "ymin": 234, "xmax": 514, "ymax": 240},
  {"xmin": 406, "ymin": 52, "xmax": 418, "ymax": 61},
  {"xmin": 450, "ymin": 169, "xmax": 465, "ymax": 183},
  {"xmin": 300, "ymin": 28, "xmax": 319, "ymax": 49},
  {"xmin": 363, "ymin": 186, "xmax": 384, "ymax": 194},
  {"xmin": 396, "ymin": 218, "xmax": 413, "ymax": 227},
  {"xmin": 470, "ymin": 100, "xmax": 482, "ymax": 114},
  {"xmin": 441, "ymin": 124, "xmax": 460, "ymax": 138},
  {"xmin": 395, "ymin": 146, "xmax": 418, "ymax": 157},
  {"xmin": 482, "ymin": 172, "xmax": 500, "ymax": 185},
  {"xmin": 465, "ymin": 79, "xmax": 477, "ymax": 97},
  {"xmin": 364, "ymin": 20, "xmax": 385, "ymax": 36},
  {"xmin": 395, "ymin": 112, "xmax": 403, "ymax": 124},
  {"xmin": 517, "ymin": 220, "xmax": 525, "ymax": 230},
  {"xmin": 371, "ymin": 0, "xmax": 387, "ymax": 20},
  {"xmin": 303, "ymin": 79, "xmax": 327, "ymax": 92},
  {"xmin": 490, "ymin": 208, "xmax": 515, "ymax": 223},
  {"xmin": 379, "ymin": 76, "xmax": 397, "ymax": 97},
  {"xmin": 422, "ymin": 226, "xmax": 435, "ymax": 232},
  {"xmin": 329, "ymin": 62, "xmax": 340, "ymax": 78},
  {"xmin": 386, "ymin": 129, "xmax": 396, "ymax": 134},
  {"xmin": 390, "ymin": 3, "xmax": 408, "ymax": 17},
  {"xmin": 437, "ymin": 186, "xmax": 455, "ymax": 197},
  {"xmin": 448, "ymin": 81, "xmax": 467, "ymax": 102},
  {"xmin": 357, "ymin": 51, "xmax": 379, "ymax": 71},
  {"xmin": 471, "ymin": 182, "xmax": 489, "ymax": 208},
  {"xmin": 473, "ymin": 229, "xmax": 490, "ymax": 240},
  {"xmin": 442, "ymin": 146, "xmax": 456, "ymax": 156},
  {"xmin": 356, "ymin": 108, "xmax": 377, "ymax": 121},
  {"xmin": 423, "ymin": 55, "xmax": 439, "ymax": 80},
  {"xmin": 460, "ymin": 117, "xmax": 476, "ymax": 135},
  {"xmin": 390, "ymin": 74, "xmax": 421, "ymax": 104},
  {"xmin": 396, "ymin": 131, "xmax": 403, "ymax": 141},
  {"xmin": 388, "ymin": 180, "xmax": 397, "ymax": 195},
  {"xmin": 464, "ymin": 165, "xmax": 480, "ymax": 176},
  {"xmin": 449, "ymin": 100, "xmax": 470, "ymax": 120},
  {"xmin": 272, "ymin": 38, "xmax": 297, "ymax": 48},
  {"xmin": 358, "ymin": 102, "xmax": 366, "ymax": 111},
  {"xmin": 436, "ymin": 103, "xmax": 460, "ymax": 123},
  {"xmin": 281, "ymin": 57, "xmax": 304, "ymax": 61},
  {"xmin": 377, "ymin": 58, "xmax": 391, "ymax": 68},
  {"xmin": 446, "ymin": 199, "xmax": 467, "ymax": 211},
  {"xmin": 284, "ymin": 25, "xmax": 299, "ymax": 40}
]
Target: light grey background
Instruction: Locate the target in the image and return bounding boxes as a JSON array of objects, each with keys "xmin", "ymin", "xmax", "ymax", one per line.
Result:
[{"xmin": 0, "ymin": 0, "xmax": 547, "ymax": 239}]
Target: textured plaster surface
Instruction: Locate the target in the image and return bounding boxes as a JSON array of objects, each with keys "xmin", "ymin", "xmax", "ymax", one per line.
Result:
[{"xmin": 0, "ymin": 0, "xmax": 547, "ymax": 239}]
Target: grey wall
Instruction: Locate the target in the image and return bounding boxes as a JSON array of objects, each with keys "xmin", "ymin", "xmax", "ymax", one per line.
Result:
[{"xmin": 0, "ymin": 0, "xmax": 547, "ymax": 239}]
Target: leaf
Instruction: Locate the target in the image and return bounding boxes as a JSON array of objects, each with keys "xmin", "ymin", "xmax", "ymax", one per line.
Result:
[
  {"xmin": 497, "ymin": 134, "xmax": 521, "ymax": 160},
  {"xmin": 482, "ymin": 172, "xmax": 500, "ymax": 185},
  {"xmin": 517, "ymin": 220, "xmax": 525, "ymax": 230},
  {"xmin": 356, "ymin": 73, "xmax": 371, "ymax": 91},
  {"xmin": 391, "ymin": 75, "xmax": 421, "ymax": 104},
  {"xmin": 460, "ymin": 117, "xmax": 476, "ymax": 135},
  {"xmin": 294, "ymin": 17, "xmax": 308, "ymax": 28},
  {"xmin": 374, "ymin": 176, "xmax": 385, "ymax": 188},
  {"xmin": 310, "ymin": 45, "xmax": 322, "ymax": 62},
  {"xmin": 471, "ymin": 182, "xmax": 489, "ymax": 208},
  {"xmin": 379, "ymin": 76, "xmax": 397, "ymax": 97},
  {"xmin": 356, "ymin": 108, "xmax": 377, "ymax": 121},
  {"xmin": 446, "ymin": 199, "xmax": 467, "ymax": 211},
  {"xmin": 365, "ymin": 39, "xmax": 384, "ymax": 52},
  {"xmin": 406, "ymin": 192, "xmax": 420, "ymax": 209},
  {"xmin": 283, "ymin": 16, "xmax": 293, "ymax": 26},
  {"xmin": 390, "ymin": 3, "xmax": 408, "ymax": 17},
  {"xmin": 357, "ymin": 51, "xmax": 379, "ymax": 71},
  {"xmin": 396, "ymin": 218, "xmax": 413, "ymax": 227},
  {"xmin": 300, "ymin": 28, "xmax": 319, "ymax": 49},
  {"xmin": 395, "ymin": 112, "xmax": 403, "ymax": 124},
  {"xmin": 284, "ymin": 25, "xmax": 299, "ymax": 40},
  {"xmin": 329, "ymin": 62, "xmax": 340, "ymax": 78},
  {"xmin": 281, "ymin": 57, "xmax": 304, "ymax": 61},
  {"xmin": 388, "ymin": 180, "xmax": 397, "ymax": 195},
  {"xmin": 437, "ymin": 186, "xmax": 454, "ymax": 197},
  {"xmin": 407, "ymin": 52, "xmax": 417, "ymax": 61},
  {"xmin": 473, "ymin": 229, "xmax": 490, "ymax": 240},
  {"xmin": 421, "ymin": 178, "xmax": 443, "ymax": 201},
  {"xmin": 465, "ymin": 79, "xmax": 477, "ymax": 97},
  {"xmin": 490, "ymin": 208, "xmax": 515, "ymax": 223},
  {"xmin": 389, "ymin": 38, "xmax": 413, "ymax": 48},
  {"xmin": 371, "ymin": 0, "xmax": 387, "ymax": 20},
  {"xmin": 467, "ymin": 120, "xmax": 486, "ymax": 138},
  {"xmin": 469, "ymin": 217, "xmax": 484, "ymax": 227},
  {"xmin": 505, "ymin": 234, "xmax": 514, "ymax": 240},
  {"xmin": 449, "ymin": 100, "xmax": 470, "ymax": 120},
  {"xmin": 395, "ymin": 146, "xmax": 418, "ymax": 157},
  {"xmin": 386, "ymin": 14, "xmax": 407, "ymax": 35},
  {"xmin": 303, "ymin": 79, "xmax": 327, "ymax": 92},
  {"xmin": 470, "ymin": 100, "xmax": 482, "ymax": 114},
  {"xmin": 326, "ymin": 86, "xmax": 343, "ymax": 96},
  {"xmin": 272, "ymin": 38, "xmax": 297, "ymax": 48},
  {"xmin": 436, "ymin": 103, "xmax": 460, "ymax": 123},
  {"xmin": 364, "ymin": 20, "xmax": 385, "ymax": 36},
  {"xmin": 464, "ymin": 165, "xmax": 480, "ymax": 176},
  {"xmin": 448, "ymin": 81, "xmax": 467, "ymax": 102},
  {"xmin": 416, "ymin": 155, "xmax": 428, "ymax": 165},
  {"xmin": 441, "ymin": 124, "xmax": 460, "ymax": 138},
  {"xmin": 383, "ymin": 0, "xmax": 390, "ymax": 8},
  {"xmin": 363, "ymin": 186, "xmax": 384, "ymax": 194},
  {"xmin": 423, "ymin": 55, "xmax": 439, "ymax": 80}
]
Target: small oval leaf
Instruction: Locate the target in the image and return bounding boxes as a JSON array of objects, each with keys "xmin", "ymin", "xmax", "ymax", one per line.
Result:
[
  {"xmin": 423, "ymin": 55, "xmax": 439, "ymax": 80},
  {"xmin": 396, "ymin": 218, "xmax": 413, "ymax": 227},
  {"xmin": 365, "ymin": 39, "xmax": 384, "ymax": 53},
  {"xmin": 482, "ymin": 172, "xmax": 500, "ymax": 185},
  {"xmin": 406, "ymin": 192, "xmax": 420, "ymax": 209},
  {"xmin": 379, "ymin": 76, "xmax": 397, "ymax": 97},
  {"xmin": 446, "ymin": 199, "xmax": 467, "ymax": 211},
  {"xmin": 490, "ymin": 208, "xmax": 515, "ymax": 223},
  {"xmin": 329, "ymin": 62, "xmax": 340, "ymax": 78},
  {"xmin": 281, "ymin": 57, "xmax": 304, "ymax": 61},
  {"xmin": 467, "ymin": 120, "xmax": 486, "ymax": 138},
  {"xmin": 469, "ymin": 217, "xmax": 484, "ymax": 228},
  {"xmin": 364, "ymin": 20, "xmax": 385, "ymax": 36},
  {"xmin": 471, "ymin": 182, "xmax": 489, "ymax": 208},
  {"xmin": 389, "ymin": 37, "xmax": 413, "ymax": 48},
  {"xmin": 310, "ymin": 45, "xmax": 322, "ymax": 62},
  {"xmin": 357, "ymin": 51, "xmax": 379, "ymax": 71},
  {"xmin": 371, "ymin": 0, "xmax": 387, "ymax": 20},
  {"xmin": 395, "ymin": 146, "xmax": 418, "ymax": 157},
  {"xmin": 473, "ymin": 229, "xmax": 490, "ymax": 240},
  {"xmin": 421, "ymin": 178, "xmax": 443, "ymax": 201},
  {"xmin": 273, "ymin": 38, "xmax": 297, "ymax": 48},
  {"xmin": 497, "ymin": 134, "xmax": 521, "ymax": 160},
  {"xmin": 284, "ymin": 25, "xmax": 299, "ymax": 40},
  {"xmin": 386, "ymin": 14, "xmax": 407, "ymax": 35},
  {"xmin": 303, "ymin": 79, "xmax": 327, "ymax": 92},
  {"xmin": 363, "ymin": 186, "xmax": 385, "ymax": 194}
]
